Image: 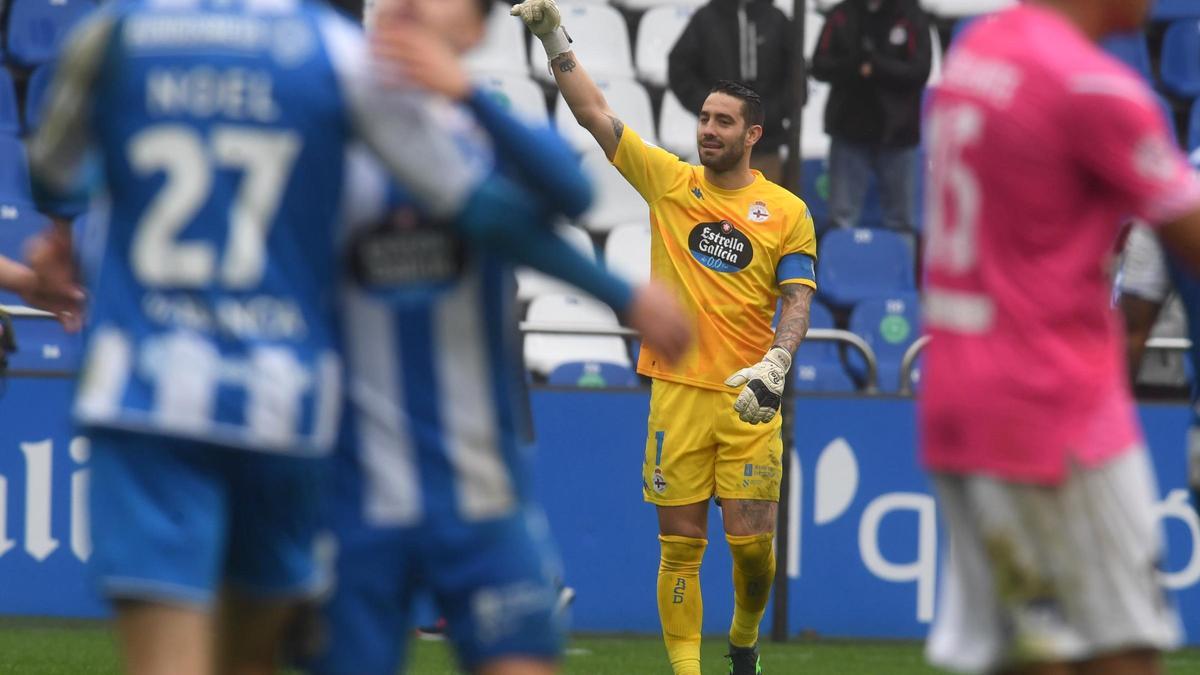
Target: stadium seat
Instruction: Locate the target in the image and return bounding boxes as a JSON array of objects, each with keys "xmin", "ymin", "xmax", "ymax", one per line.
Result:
[
  {"xmin": 24, "ymin": 63, "xmax": 55, "ymax": 134},
  {"xmin": 555, "ymin": 77, "xmax": 657, "ymax": 152},
  {"xmin": 1188, "ymin": 99, "xmax": 1200, "ymax": 164},
  {"xmin": 531, "ymin": 4, "xmax": 634, "ymax": 84},
  {"xmin": 517, "ymin": 223, "xmax": 598, "ymax": 302},
  {"xmin": 816, "ymin": 228, "xmax": 915, "ymax": 308},
  {"xmin": 6, "ymin": 314, "xmax": 82, "ymax": 373},
  {"xmin": 0, "ymin": 136, "xmax": 32, "ymax": 204},
  {"xmin": 634, "ymin": 5, "xmax": 695, "ymax": 87},
  {"xmin": 803, "ymin": 11, "xmax": 825, "ymax": 60},
  {"xmin": 846, "ymin": 293, "xmax": 921, "ymax": 393},
  {"xmin": 919, "ymin": 0, "xmax": 1014, "ymax": 18},
  {"xmin": 800, "ymin": 80, "xmax": 830, "ymax": 159},
  {"xmin": 547, "ymin": 361, "xmax": 640, "ymax": 387},
  {"xmin": 524, "ymin": 293, "xmax": 632, "ymax": 376},
  {"xmin": 579, "ymin": 148, "xmax": 649, "ymax": 233},
  {"xmin": 927, "ymin": 26, "xmax": 944, "ymax": 87},
  {"xmin": 473, "ymin": 72, "xmax": 549, "ymax": 124},
  {"xmin": 616, "ymin": 0, "xmax": 704, "ymax": 10},
  {"xmin": 464, "ymin": 1, "xmax": 529, "ymax": 76},
  {"xmin": 5, "ymin": 0, "xmax": 95, "ymax": 67},
  {"xmin": 1154, "ymin": 0, "xmax": 1200, "ymax": 21},
  {"xmin": 1162, "ymin": 20, "xmax": 1200, "ymax": 99},
  {"xmin": 0, "ymin": 70, "xmax": 19, "ymax": 136},
  {"xmin": 603, "ymin": 222, "xmax": 651, "ymax": 285},
  {"xmin": 791, "ymin": 300, "xmax": 856, "ymax": 393},
  {"xmin": 657, "ymin": 90, "xmax": 699, "ymax": 162},
  {"xmin": 800, "ymin": 158, "xmax": 830, "ymax": 231},
  {"xmin": 1102, "ymin": 32, "xmax": 1152, "ymax": 82}
]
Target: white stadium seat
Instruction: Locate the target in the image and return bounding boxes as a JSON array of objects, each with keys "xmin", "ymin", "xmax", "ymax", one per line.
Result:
[
  {"xmin": 517, "ymin": 224, "xmax": 597, "ymax": 302},
  {"xmin": 531, "ymin": 4, "xmax": 634, "ymax": 83},
  {"xmin": 473, "ymin": 73, "xmax": 550, "ymax": 124},
  {"xmin": 635, "ymin": 5, "xmax": 696, "ymax": 87},
  {"xmin": 524, "ymin": 294, "xmax": 633, "ymax": 375},
  {"xmin": 920, "ymin": 0, "xmax": 1015, "ymax": 17},
  {"xmin": 554, "ymin": 77, "xmax": 657, "ymax": 153},
  {"xmin": 617, "ymin": 0, "xmax": 704, "ymax": 10},
  {"xmin": 804, "ymin": 11, "xmax": 825, "ymax": 58},
  {"xmin": 604, "ymin": 222, "xmax": 651, "ymax": 285},
  {"xmin": 579, "ymin": 148, "xmax": 650, "ymax": 233},
  {"xmin": 657, "ymin": 89, "xmax": 699, "ymax": 162},
  {"xmin": 800, "ymin": 79, "xmax": 831, "ymax": 159},
  {"xmin": 464, "ymin": 1, "xmax": 529, "ymax": 76}
]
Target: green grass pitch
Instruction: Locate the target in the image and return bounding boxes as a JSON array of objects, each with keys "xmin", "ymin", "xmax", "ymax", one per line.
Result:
[{"xmin": 5, "ymin": 619, "xmax": 1200, "ymax": 673}]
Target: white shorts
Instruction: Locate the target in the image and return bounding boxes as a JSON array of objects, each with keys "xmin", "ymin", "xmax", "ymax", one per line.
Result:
[{"xmin": 927, "ymin": 449, "xmax": 1182, "ymax": 674}]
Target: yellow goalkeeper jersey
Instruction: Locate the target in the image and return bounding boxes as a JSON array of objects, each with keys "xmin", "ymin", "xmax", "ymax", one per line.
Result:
[{"xmin": 611, "ymin": 126, "xmax": 818, "ymax": 392}]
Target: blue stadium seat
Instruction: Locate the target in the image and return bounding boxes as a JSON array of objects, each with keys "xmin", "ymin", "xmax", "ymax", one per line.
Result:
[
  {"xmin": 816, "ymin": 228, "xmax": 915, "ymax": 308},
  {"xmin": 547, "ymin": 361, "xmax": 640, "ymax": 388},
  {"xmin": 0, "ymin": 70, "xmax": 19, "ymax": 135},
  {"xmin": 24, "ymin": 64, "xmax": 55, "ymax": 134},
  {"xmin": 5, "ymin": 0, "xmax": 95, "ymax": 67},
  {"xmin": 800, "ymin": 159, "xmax": 830, "ymax": 232},
  {"xmin": 791, "ymin": 300, "xmax": 855, "ymax": 393},
  {"xmin": 0, "ymin": 136, "xmax": 32, "ymax": 203},
  {"xmin": 1162, "ymin": 20, "xmax": 1200, "ymax": 99},
  {"xmin": 1102, "ymin": 32, "xmax": 1152, "ymax": 82},
  {"xmin": 6, "ymin": 314, "xmax": 82, "ymax": 373},
  {"xmin": 1189, "ymin": 99, "xmax": 1200, "ymax": 159},
  {"xmin": 1154, "ymin": 0, "xmax": 1200, "ymax": 21},
  {"xmin": 846, "ymin": 293, "xmax": 921, "ymax": 393}
]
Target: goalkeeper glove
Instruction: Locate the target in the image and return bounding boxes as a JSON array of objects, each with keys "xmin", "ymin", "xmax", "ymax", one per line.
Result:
[
  {"xmin": 510, "ymin": 0, "xmax": 572, "ymax": 61},
  {"xmin": 725, "ymin": 346, "xmax": 791, "ymax": 425}
]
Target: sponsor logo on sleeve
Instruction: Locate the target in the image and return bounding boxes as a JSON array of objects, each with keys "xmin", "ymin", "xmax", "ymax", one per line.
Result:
[{"xmin": 688, "ymin": 221, "xmax": 754, "ymax": 273}]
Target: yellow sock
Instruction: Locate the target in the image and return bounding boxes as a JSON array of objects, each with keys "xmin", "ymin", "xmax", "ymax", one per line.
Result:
[
  {"xmin": 657, "ymin": 534, "xmax": 706, "ymax": 675},
  {"xmin": 727, "ymin": 532, "xmax": 776, "ymax": 648}
]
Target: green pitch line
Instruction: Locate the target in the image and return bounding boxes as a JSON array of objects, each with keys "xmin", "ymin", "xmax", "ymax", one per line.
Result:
[{"xmin": 3, "ymin": 620, "xmax": 1200, "ymax": 674}]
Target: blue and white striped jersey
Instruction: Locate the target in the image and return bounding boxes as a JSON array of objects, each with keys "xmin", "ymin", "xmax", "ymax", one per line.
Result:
[
  {"xmin": 340, "ymin": 105, "xmax": 535, "ymax": 528},
  {"xmin": 29, "ymin": 0, "xmax": 481, "ymax": 455}
]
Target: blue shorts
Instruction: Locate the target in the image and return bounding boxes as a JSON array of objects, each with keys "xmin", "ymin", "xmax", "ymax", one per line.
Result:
[
  {"xmin": 308, "ymin": 504, "xmax": 565, "ymax": 674},
  {"xmin": 88, "ymin": 428, "xmax": 327, "ymax": 607}
]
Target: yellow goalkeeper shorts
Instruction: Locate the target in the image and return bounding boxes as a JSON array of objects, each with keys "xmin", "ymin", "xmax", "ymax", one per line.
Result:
[{"xmin": 642, "ymin": 379, "xmax": 783, "ymax": 506}]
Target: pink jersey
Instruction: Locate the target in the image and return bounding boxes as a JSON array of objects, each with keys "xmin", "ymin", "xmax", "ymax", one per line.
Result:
[{"xmin": 920, "ymin": 4, "xmax": 1200, "ymax": 484}]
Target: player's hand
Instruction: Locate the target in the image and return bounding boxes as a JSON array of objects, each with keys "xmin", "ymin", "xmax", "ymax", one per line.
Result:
[
  {"xmin": 370, "ymin": 23, "xmax": 471, "ymax": 101},
  {"xmin": 626, "ymin": 282, "xmax": 692, "ymax": 365},
  {"xmin": 24, "ymin": 225, "xmax": 85, "ymax": 332},
  {"xmin": 510, "ymin": 0, "xmax": 561, "ymax": 37},
  {"xmin": 725, "ymin": 347, "xmax": 791, "ymax": 425}
]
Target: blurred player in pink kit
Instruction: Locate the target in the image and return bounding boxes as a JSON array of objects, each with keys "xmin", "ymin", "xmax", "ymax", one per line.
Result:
[{"xmin": 921, "ymin": 0, "xmax": 1200, "ymax": 673}]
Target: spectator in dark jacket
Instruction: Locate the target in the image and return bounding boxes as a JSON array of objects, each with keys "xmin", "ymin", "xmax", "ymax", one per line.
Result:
[
  {"xmin": 668, "ymin": 0, "xmax": 794, "ymax": 183},
  {"xmin": 812, "ymin": 0, "xmax": 931, "ymax": 231}
]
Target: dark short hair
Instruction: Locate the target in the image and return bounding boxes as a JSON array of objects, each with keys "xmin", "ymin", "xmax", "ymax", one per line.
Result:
[
  {"xmin": 475, "ymin": 0, "xmax": 492, "ymax": 17},
  {"xmin": 708, "ymin": 80, "xmax": 764, "ymax": 129}
]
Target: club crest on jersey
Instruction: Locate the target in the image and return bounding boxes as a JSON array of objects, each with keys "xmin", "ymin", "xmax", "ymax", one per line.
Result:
[
  {"xmin": 748, "ymin": 200, "xmax": 770, "ymax": 223},
  {"xmin": 688, "ymin": 221, "xmax": 754, "ymax": 273},
  {"xmin": 652, "ymin": 468, "xmax": 668, "ymax": 494}
]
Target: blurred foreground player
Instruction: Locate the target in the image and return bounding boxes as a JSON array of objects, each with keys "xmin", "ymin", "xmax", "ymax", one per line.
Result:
[
  {"xmin": 921, "ymin": 0, "xmax": 1200, "ymax": 673},
  {"xmin": 513, "ymin": 2, "xmax": 818, "ymax": 673},
  {"xmin": 304, "ymin": 1, "xmax": 692, "ymax": 674},
  {"xmin": 23, "ymin": 0, "xmax": 555, "ymax": 671}
]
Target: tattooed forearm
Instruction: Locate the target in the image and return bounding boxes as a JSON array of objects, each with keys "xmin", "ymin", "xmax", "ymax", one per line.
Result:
[
  {"xmin": 772, "ymin": 283, "xmax": 814, "ymax": 355},
  {"xmin": 556, "ymin": 57, "xmax": 577, "ymax": 73},
  {"xmin": 604, "ymin": 113, "xmax": 624, "ymax": 140}
]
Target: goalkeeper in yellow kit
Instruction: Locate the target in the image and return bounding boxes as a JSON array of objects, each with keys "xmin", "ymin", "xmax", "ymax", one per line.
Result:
[{"xmin": 512, "ymin": 2, "xmax": 817, "ymax": 673}]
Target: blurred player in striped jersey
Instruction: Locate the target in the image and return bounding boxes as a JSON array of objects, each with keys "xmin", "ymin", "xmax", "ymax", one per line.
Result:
[
  {"xmin": 921, "ymin": 0, "xmax": 1200, "ymax": 673},
  {"xmin": 302, "ymin": 1, "xmax": 692, "ymax": 674},
  {"xmin": 21, "ymin": 0, "xmax": 580, "ymax": 671}
]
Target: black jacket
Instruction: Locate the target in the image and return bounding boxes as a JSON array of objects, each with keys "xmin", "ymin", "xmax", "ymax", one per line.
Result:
[
  {"xmin": 667, "ymin": 0, "xmax": 794, "ymax": 147},
  {"xmin": 811, "ymin": 0, "xmax": 931, "ymax": 147}
]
